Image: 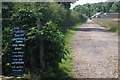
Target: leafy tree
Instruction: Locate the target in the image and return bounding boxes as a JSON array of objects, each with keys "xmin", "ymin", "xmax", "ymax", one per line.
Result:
[
  {"xmin": 73, "ymin": 2, "xmax": 119, "ymax": 17},
  {"xmin": 110, "ymin": 2, "xmax": 120, "ymax": 13},
  {"xmin": 73, "ymin": 5, "xmax": 89, "ymax": 17}
]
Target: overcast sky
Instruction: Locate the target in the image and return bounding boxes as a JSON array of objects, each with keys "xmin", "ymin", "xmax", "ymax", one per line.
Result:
[{"xmin": 70, "ymin": 0, "xmax": 107, "ymax": 9}]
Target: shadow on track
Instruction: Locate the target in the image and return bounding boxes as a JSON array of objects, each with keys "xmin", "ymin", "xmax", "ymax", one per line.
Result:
[{"xmin": 74, "ymin": 28, "xmax": 113, "ymax": 32}]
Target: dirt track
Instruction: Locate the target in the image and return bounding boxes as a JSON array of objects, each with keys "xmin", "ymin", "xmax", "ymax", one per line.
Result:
[{"xmin": 72, "ymin": 20, "xmax": 118, "ymax": 78}]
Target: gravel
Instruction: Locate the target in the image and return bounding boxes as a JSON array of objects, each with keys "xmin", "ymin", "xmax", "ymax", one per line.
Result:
[{"xmin": 71, "ymin": 20, "xmax": 118, "ymax": 78}]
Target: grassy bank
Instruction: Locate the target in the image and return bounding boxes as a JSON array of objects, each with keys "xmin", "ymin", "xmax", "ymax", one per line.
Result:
[
  {"xmin": 58, "ymin": 23, "xmax": 84, "ymax": 78},
  {"xmin": 93, "ymin": 18, "xmax": 119, "ymax": 33}
]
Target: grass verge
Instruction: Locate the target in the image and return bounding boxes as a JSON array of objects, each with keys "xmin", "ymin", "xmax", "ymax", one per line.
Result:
[
  {"xmin": 58, "ymin": 23, "xmax": 84, "ymax": 78},
  {"xmin": 92, "ymin": 18, "xmax": 119, "ymax": 33}
]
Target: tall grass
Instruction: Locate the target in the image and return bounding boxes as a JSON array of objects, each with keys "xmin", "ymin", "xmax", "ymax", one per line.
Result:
[{"xmin": 93, "ymin": 18, "xmax": 119, "ymax": 33}]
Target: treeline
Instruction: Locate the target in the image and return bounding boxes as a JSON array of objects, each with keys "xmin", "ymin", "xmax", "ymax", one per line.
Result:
[
  {"xmin": 3, "ymin": 2, "xmax": 87, "ymax": 33},
  {"xmin": 73, "ymin": 2, "xmax": 120, "ymax": 17},
  {"xmin": 2, "ymin": 2, "xmax": 87, "ymax": 78}
]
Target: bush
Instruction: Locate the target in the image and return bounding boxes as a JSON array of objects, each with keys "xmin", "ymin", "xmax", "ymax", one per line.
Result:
[{"xmin": 2, "ymin": 2, "xmax": 87, "ymax": 78}]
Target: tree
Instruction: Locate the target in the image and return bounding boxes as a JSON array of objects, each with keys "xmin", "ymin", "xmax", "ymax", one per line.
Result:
[
  {"xmin": 110, "ymin": 2, "xmax": 120, "ymax": 13},
  {"xmin": 73, "ymin": 2, "xmax": 119, "ymax": 17},
  {"xmin": 73, "ymin": 5, "xmax": 89, "ymax": 17}
]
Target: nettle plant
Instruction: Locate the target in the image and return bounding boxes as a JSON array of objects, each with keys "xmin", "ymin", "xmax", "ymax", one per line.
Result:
[
  {"xmin": 25, "ymin": 21, "xmax": 69, "ymax": 76},
  {"xmin": 42, "ymin": 21, "xmax": 69, "ymax": 65},
  {"xmin": 41, "ymin": 21, "xmax": 69, "ymax": 78}
]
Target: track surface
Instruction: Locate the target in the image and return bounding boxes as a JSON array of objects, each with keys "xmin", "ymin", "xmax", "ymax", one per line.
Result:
[{"xmin": 72, "ymin": 20, "xmax": 118, "ymax": 78}]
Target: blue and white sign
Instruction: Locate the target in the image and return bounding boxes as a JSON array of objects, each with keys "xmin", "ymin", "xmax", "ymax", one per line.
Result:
[{"xmin": 11, "ymin": 26, "xmax": 25, "ymax": 75}]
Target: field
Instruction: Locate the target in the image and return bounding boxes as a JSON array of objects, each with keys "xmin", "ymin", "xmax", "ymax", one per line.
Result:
[{"xmin": 93, "ymin": 18, "xmax": 120, "ymax": 33}]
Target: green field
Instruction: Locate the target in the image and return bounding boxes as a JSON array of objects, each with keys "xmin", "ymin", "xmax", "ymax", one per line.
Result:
[{"xmin": 93, "ymin": 18, "xmax": 119, "ymax": 33}]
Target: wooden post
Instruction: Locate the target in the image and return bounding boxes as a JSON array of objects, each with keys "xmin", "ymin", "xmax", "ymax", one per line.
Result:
[
  {"xmin": 37, "ymin": 20, "xmax": 45, "ymax": 69},
  {"xmin": 0, "ymin": 1, "xmax": 2, "ymax": 75}
]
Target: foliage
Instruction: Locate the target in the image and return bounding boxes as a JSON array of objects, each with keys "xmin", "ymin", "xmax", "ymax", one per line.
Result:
[
  {"xmin": 73, "ymin": 2, "xmax": 120, "ymax": 17},
  {"xmin": 2, "ymin": 2, "xmax": 87, "ymax": 78},
  {"xmin": 73, "ymin": 5, "xmax": 89, "ymax": 17},
  {"xmin": 42, "ymin": 21, "xmax": 68, "ymax": 67},
  {"xmin": 40, "ymin": 21, "xmax": 71, "ymax": 78},
  {"xmin": 110, "ymin": 2, "xmax": 120, "ymax": 13}
]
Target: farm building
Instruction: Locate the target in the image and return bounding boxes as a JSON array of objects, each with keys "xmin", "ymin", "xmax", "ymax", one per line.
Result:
[{"xmin": 92, "ymin": 12, "xmax": 119, "ymax": 19}]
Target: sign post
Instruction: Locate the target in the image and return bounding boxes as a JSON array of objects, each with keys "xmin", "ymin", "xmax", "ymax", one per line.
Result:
[
  {"xmin": 11, "ymin": 26, "xmax": 25, "ymax": 75},
  {"xmin": 37, "ymin": 21, "xmax": 45, "ymax": 69}
]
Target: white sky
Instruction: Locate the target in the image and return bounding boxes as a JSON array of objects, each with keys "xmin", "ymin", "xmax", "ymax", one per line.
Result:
[{"xmin": 70, "ymin": 0, "xmax": 107, "ymax": 9}]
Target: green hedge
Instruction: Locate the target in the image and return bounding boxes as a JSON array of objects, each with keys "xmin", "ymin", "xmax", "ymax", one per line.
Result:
[{"xmin": 2, "ymin": 2, "xmax": 87, "ymax": 78}]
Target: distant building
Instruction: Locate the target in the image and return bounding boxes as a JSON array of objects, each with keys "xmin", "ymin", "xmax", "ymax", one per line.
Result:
[
  {"xmin": 105, "ymin": 13, "xmax": 119, "ymax": 18},
  {"xmin": 91, "ymin": 12, "xmax": 102, "ymax": 18},
  {"xmin": 92, "ymin": 12, "xmax": 119, "ymax": 19}
]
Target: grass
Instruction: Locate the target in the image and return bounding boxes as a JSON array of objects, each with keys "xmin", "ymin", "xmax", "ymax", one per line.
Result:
[
  {"xmin": 93, "ymin": 18, "xmax": 119, "ymax": 33},
  {"xmin": 58, "ymin": 23, "xmax": 84, "ymax": 78}
]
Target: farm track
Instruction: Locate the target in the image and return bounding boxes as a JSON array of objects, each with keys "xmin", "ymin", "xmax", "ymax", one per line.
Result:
[{"xmin": 72, "ymin": 20, "xmax": 118, "ymax": 78}]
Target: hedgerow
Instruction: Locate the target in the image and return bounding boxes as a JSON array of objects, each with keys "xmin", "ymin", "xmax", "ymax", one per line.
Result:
[{"xmin": 2, "ymin": 2, "xmax": 87, "ymax": 78}]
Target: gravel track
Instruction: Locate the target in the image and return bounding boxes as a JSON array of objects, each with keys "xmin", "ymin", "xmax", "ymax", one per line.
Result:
[{"xmin": 72, "ymin": 20, "xmax": 118, "ymax": 78}]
